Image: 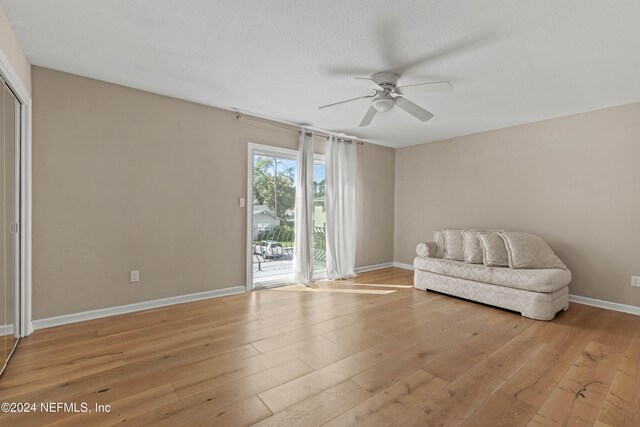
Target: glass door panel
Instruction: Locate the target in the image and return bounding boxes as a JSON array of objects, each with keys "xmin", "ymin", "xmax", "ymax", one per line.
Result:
[
  {"xmin": 312, "ymin": 163, "xmax": 326, "ymax": 274},
  {"xmin": 251, "ymin": 154, "xmax": 297, "ymax": 287}
]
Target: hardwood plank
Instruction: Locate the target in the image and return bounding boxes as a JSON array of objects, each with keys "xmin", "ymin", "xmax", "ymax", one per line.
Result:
[
  {"xmin": 529, "ymin": 340, "xmax": 625, "ymax": 425},
  {"xmin": 459, "ymin": 390, "xmax": 537, "ymax": 427},
  {"xmin": 121, "ymin": 358, "xmax": 312, "ymax": 426},
  {"xmin": 462, "ymin": 314, "xmax": 533, "ymax": 355},
  {"xmin": 0, "ymin": 352, "xmax": 125, "ymax": 398},
  {"xmin": 254, "ymin": 380, "xmax": 371, "ymax": 427},
  {"xmin": 171, "ymin": 336, "xmax": 340, "ymax": 399},
  {"xmin": 0, "ymin": 344, "xmax": 258, "ymax": 405},
  {"xmin": 256, "ymin": 323, "xmax": 440, "ymax": 414},
  {"xmin": 323, "ymin": 369, "xmax": 447, "ymax": 427},
  {"xmin": 351, "ymin": 308, "xmax": 515, "ymax": 394},
  {"xmin": 275, "ymin": 284, "xmax": 421, "ymax": 332},
  {"xmin": 499, "ymin": 327, "xmax": 595, "ymax": 408},
  {"xmin": 252, "ymin": 293, "xmax": 450, "ymax": 354},
  {"xmin": 51, "ymin": 384, "xmax": 179, "ymax": 426},
  {"xmin": 422, "ymin": 344, "xmax": 486, "ymax": 383},
  {"xmin": 190, "ymin": 395, "xmax": 272, "ymax": 427},
  {"xmin": 392, "ymin": 327, "xmax": 545, "ymax": 426},
  {"xmin": 596, "ymin": 324, "xmax": 640, "ymax": 427}
]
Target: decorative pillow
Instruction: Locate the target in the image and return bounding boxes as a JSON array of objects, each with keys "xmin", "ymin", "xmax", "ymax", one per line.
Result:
[
  {"xmin": 416, "ymin": 242, "xmax": 437, "ymax": 258},
  {"xmin": 462, "ymin": 230, "xmax": 484, "ymax": 264},
  {"xmin": 433, "ymin": 229, "xmax": 445, "ymax": 258},
  {"xmin": 477, "ymin": 232, "xmax": 509, "ymax": 267},
  {"xmin": 499, "ymin": 231, "xmax": 567, "ymax": 270},
  {"xmin": 443, "ymin": 228, "xmax": 465, "ymax": 261}
]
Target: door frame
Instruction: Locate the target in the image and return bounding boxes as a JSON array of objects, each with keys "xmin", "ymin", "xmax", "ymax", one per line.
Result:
[
  {"xmin": 246, "ymin": 143, "xmax": 324, "ymax": 291},
  {"xmin": 0, "ymin": 51, "xmax": 33, "ymax": 338}
]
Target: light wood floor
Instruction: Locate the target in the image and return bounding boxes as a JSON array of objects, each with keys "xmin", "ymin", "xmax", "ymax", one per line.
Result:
[{"xmin": 1, "ymin": 268, "xmax": 639, "ymax": 426}]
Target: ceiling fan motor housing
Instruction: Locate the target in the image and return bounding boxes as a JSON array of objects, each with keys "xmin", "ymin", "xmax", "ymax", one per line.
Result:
[
  {"xmin": 370, "ymin": 72, "xmax": 399, "ymax": 111},
  {"xmin": 371, "ymin": 72, "xmax": 399, "ymax": 90}
]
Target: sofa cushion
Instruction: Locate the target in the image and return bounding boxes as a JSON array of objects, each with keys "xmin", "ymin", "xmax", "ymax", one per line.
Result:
[
  {"xmin": 413, "ymin": 256, "xmax": 571, "ymax": 293},
  {"xmin": 443, "ymin": 228, "xmax": 465, "ymax": 261},
  {"xmin": 477, "ymin": 232, "xmax": 509, "ymax": 267},
  {"xmin": 499, "ymin": 232, "xmax": 567, "ymax": 270},
  {"xmin": 462, "ymin": 230, "xmax": 484, "ymax": 264},
  {"xmin": 433, "ymin": 229, "xmax": 445, "ymax": 258}
]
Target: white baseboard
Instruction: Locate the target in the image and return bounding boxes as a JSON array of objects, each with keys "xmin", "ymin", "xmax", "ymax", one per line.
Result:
[
  {"xmin": 569, "ymin": 294, "xmax": 640, "ymax": 316},
  {"xmin": 355, "ymin": 262, "xmax": 394, "ymax": 273},
  {"xmin": 0, "ymin": 324, "xmax": 14, "ymax": 336},
  {"xmin": 392, "ymin": 262, "xmax": 415, "ymax": 271},
  {"xmin": 32, "ymin": 286, "xmax": 246, "ymax": 330}
]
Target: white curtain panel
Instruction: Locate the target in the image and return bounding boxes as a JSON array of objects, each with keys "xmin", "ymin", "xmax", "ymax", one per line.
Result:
[
  {"xmin": 325, "ymin": 137, "xmax": 357, "ymax": 280},
  {"xmin": 293, "ymin": 130, "xmax": 315, "ymax": 285}
]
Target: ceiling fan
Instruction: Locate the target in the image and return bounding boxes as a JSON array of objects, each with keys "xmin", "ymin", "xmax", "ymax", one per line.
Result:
[{"xmin": 318, "ymin": 72, "xmax": 452, "ymax": 127}]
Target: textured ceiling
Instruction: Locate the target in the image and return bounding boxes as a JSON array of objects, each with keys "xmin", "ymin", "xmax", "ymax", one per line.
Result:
[{"xmin": 3, "ymin": 0, "xmax": 640, "ymax": 147}]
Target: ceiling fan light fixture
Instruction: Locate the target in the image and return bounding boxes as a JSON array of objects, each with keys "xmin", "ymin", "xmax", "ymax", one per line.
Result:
[{"xmin": 372, "ymin": 95, "xmax": 395, "ymax": 112}]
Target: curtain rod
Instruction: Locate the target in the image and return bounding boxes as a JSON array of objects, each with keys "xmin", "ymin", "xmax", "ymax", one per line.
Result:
[{"xmin": 235, "ymin": 114, "xmax": 364, "ymax": 145}]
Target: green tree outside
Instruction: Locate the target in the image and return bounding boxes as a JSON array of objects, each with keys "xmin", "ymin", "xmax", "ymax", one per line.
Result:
[{"xmin": 253, "ymin": 156, "xmax": 296, "ymax": 222}]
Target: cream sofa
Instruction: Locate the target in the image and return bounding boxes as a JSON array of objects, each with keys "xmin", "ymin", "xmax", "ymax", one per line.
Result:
[{"xmin": 413, "ymin": 232, "xmax": 571, "ymax": 320}]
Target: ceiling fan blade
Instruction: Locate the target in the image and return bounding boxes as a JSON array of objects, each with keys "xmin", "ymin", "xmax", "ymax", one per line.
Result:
[
  {"xmin": 394, "ymin": 96, "xmax": 434, "ymax": 122},
  {"xmin": 359, "ymin": 105, "xmax": 377, "ymax": 127},
  {"xmin": 395, "ymin": 81, "xmax": 453, "ymax": 95},
  {"xmin": 390, "ymin": 31, "xmax": 495, "ymax": 75},
  {"xmin": 354, "ymin": 77, "xmax": 384, "ymax": 90},
  {"xmin": 324, "ymin": 66, "xmax": 375, "ymax": 76},
  {"xmin": 318, "ymin": 93, "xmax": 375, "ymax": 110}
]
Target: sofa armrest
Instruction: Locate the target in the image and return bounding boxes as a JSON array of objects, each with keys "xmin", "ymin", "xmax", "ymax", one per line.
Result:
[{"xmin": 416, "ymin": 242, "xmax": 438, "ymax": 258}]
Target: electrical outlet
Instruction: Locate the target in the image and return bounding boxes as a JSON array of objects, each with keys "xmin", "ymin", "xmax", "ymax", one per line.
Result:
[
  {"xmin": 130, "ymin": 270, "xmax": 140, "ymax": 283},
  {"xmin": 632, "ymin": 276, "xmax": 640, "ymax": 288}
]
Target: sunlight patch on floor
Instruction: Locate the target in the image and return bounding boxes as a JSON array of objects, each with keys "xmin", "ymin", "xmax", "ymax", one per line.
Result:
[
  {"xmin": 316, "ymin": 281, "xmax": 413, "ymax": 289},
  {"xmin": 268, "ymin": 285, "xmax": 396, "ymax": 295}
]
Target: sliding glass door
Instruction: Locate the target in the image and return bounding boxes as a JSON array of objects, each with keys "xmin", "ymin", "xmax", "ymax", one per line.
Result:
[
  {"xmin": 251, "ymin": 150, "xmax": 297, "ymax": 287},
  {"xmin": 248, "ymin": 144, "xmax": 325, "ymax": 289}
]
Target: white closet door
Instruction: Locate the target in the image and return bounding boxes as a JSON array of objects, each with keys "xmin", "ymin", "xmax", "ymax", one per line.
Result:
[{"xmin": 1, "ymin": 79, "xmax": 19, "ymax": 373}]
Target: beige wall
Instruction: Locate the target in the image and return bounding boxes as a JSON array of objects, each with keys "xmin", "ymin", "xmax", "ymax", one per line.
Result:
[
  {"xmin": 0, "ymin": 4, "xmax": 30, "ymax": 95},
  {"xmin": 394, "ymin": 102, "xmax": 640, "ymax": 307},
  {"xmin": 34, "ymin": 63, "xmax": 639, "ymax": 316},
  {"xmin": 32, "ymin": 66, "xmax": 395, "ymax": 319},
  {"xmin": 356, "ymin": 142, "xmax": 395, "ymax": 268}
]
